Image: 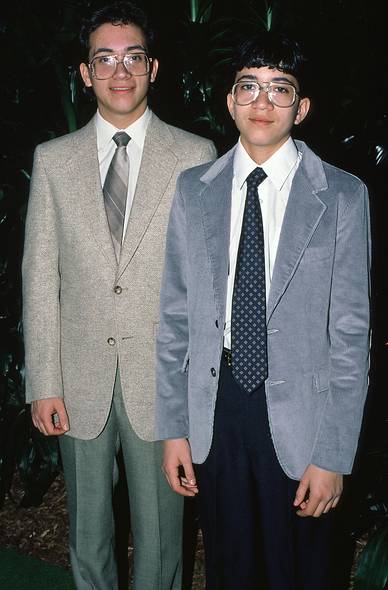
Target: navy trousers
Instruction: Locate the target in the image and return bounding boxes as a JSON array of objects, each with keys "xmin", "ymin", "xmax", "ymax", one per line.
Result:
[{"xmin": 195, "ymin": 353, "xmax": 333, "ymax": 590}]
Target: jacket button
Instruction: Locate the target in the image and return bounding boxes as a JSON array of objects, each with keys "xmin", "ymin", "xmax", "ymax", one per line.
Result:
[
  {"xmin": 107, "ymin": 337, "xmax": 116, "ymax": 346},
  {"xmin": 211, "ymin": 368, "xmax": 216, "ymax": 377},
  {"xmin": 215, "ymin": 320, "xmax": 219, "ymax": 328},
  {"xmin": 114, "ymin": 285, "xmax": 122, "ymax": 294}
]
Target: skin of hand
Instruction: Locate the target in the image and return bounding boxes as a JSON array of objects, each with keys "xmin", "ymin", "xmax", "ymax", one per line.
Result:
[
  {"xmin": 31, "ymin": 397, "xmax": 69, "ymax": 436},
  {"xmin": 293, "ymin": 464, "xmax": 343, "ymax": 517},
  {"xmin": 162, "ymin": 438, "xmax": 199, "ymax": 497}
]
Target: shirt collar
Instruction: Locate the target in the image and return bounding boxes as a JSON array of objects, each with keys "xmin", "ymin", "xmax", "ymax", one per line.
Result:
[
  {"xmin": 96, "ymin": 107, "xmax": 152, "ymax": 153},
  {"xmin": 234, "ymin": 136, "xmax": 300, "ymax": 191}
]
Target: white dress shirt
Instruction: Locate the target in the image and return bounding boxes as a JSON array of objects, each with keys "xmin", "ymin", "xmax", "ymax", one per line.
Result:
[
  {"xmin": 224, "ymin": 137, "xmax": 302, "ymax": 349},
  {"xmin": 96, "ymin": 107, "xmax": 152, "ymax": 241}
]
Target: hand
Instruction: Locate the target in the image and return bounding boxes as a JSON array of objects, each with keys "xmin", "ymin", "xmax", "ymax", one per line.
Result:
[
  {"xmin": 293, "ymin": 464, "xmax": 343, "ymax": 518},
  {"xmin": 31, "ymin": 397, "xmax": 69, "ymax": 436},
  {"xmin": 162, "ymin": 438, "xmax": 198, "ymax": 497}
]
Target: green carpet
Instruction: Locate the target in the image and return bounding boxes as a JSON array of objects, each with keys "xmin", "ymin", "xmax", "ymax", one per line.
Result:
[{"xmin": 0, "ymin": 548, "xmax": 75, "ymax": 590}]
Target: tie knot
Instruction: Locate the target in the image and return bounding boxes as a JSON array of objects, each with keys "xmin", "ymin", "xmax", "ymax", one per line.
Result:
[
  {"xmin": 246, "ymin": 167, "xmax": 267, "ymax": 189},
  {"xmin": 113, "ymin": 131, "xmax": 130, "ymax": 148}
]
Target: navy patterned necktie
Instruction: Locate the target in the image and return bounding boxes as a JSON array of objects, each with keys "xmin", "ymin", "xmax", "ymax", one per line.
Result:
[
  {"xmin": 103, "ymin": 131, "xmax": 130, "ymax": 261},
  {"xmin": 231, "ymin": 166, "xmax": 268, "ymax": 393}
]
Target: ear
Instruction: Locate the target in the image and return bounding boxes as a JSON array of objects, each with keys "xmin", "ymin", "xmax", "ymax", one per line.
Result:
[
  {"xmin": 227, "ymin": 92, "xmax": 235, "ymax": 120},
  {"xmin": 294, "ymin": 97, "xmax": 310, "ymax": 125},
  {"xmin": 150, "ymin": 58, "xmax": 159, "ymax": 83},
  {"xmin": 80, "ymin": 63, "xmax": 93, "ymax": 88}
]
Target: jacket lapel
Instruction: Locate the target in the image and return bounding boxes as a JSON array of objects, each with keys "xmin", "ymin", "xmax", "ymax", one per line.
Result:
[
  {"xmin": 199, "ymin": 149, "xmax": 235, "ymax": 321},
  {"xmin": 68, "ymin": 118, "xmax": 117, "ymax": 268},
  {"xmin": 267, "ymin": 146, "xmax": 328, "ymax": 321},
  {"xmin": 117, "ymin": 114, "xmax": 178, "ymax": 278}
]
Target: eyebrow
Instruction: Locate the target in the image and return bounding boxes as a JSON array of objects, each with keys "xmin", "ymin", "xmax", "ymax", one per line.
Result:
[
  {"xmin": 235, "ymin": 74, "xmax": 297, "ymax": 88},
  {"xmin": 91, "ymin": 44, "xmax": 147, "ymax": 58}
]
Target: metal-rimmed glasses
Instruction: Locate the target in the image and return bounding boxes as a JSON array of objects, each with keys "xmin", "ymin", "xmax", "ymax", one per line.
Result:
[
  {"xmin": 89, "ymin": 53, "xmax": 152, "ymax": 79},
  {"xmin": 231, "ymin": 80, "xmax": 298, "ymax": 108}
]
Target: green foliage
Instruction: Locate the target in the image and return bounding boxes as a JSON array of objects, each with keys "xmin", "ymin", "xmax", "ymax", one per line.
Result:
[{"xmin": 355, "ymin": 520, "xmax": 388, "ymax": 590}]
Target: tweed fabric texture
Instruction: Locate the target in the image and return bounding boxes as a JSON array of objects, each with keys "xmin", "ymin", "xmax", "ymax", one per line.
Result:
[
  {"xmin": 22, "ymin": 113, "xmax": 217, "ymax": 441},
  {"xmin": 232, "ymin": 167, "xmax": 268, "ymax": 393}
]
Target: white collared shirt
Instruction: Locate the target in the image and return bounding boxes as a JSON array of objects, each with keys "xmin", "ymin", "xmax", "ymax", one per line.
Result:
[
  {"xmin": 224, "ymin": 137, "xmax": 302, "ymax": 349},
  {"xmin": 96, "ymin": 107, "xmax": 152, "ymax": 240}
]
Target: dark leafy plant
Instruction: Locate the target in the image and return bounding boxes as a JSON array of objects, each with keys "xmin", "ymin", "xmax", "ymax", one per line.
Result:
[
  {"xmin": 354, "ymin": 519, "xmax": 388, "ymax": 590},
  {"xmin": 0, "ymin": 0, "xmax": 88, "ymax": 509}
]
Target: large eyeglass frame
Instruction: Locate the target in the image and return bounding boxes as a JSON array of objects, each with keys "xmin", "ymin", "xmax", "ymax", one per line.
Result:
[
  {"xmin": 231, "ymin": 80, "xmax": 299, "ymax": 108},
  {"xmin": 89, "ymin": 52, "xmax": 152, "ymax": 79}
]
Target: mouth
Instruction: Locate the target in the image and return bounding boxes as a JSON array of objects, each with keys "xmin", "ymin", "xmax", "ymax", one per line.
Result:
[
  {"xmin": 110, "ymin": 86, "xmax": 134, "ymax": 93},
  {"xmin": 249, "ymin": 117, "xmax": 273, "ymax": 125}
]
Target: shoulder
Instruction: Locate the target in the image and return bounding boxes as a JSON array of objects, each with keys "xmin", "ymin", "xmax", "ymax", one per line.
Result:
[
  {"xmin": 165, "ymin": 122, "xmax": 214, "ymax": 149},
  {"xmin": 34, "ymin": 119, "xmax": 95, "ymax": 161},
  {"xmin": 149, "ymin": 114, "xmax": 216, "ymax": 156},
  {"xmin": 297, "ymin": 140, "xmax": 368, "ymax": 206}
]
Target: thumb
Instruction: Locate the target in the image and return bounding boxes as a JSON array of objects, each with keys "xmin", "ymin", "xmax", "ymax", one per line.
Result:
[
  {"xmin": 55, "ymin": 402, "xmax": 69, "ymax": 431},
  {"xmin": 182, "ymin": 459, "xmax": 196, "ymax": 485}
]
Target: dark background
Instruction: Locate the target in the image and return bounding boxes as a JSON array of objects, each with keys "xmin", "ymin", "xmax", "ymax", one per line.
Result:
[{"xmin": 1, "ymin": 0, "xmax": 387, "ymax": 586}]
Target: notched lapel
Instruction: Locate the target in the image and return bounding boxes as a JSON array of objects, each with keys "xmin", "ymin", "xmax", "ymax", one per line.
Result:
[
  {"xmin": 69, "ymin": 121, "xmax": 117, "ymax": 268},
  {"xmin": 200, "ymin": 162, "xmax": 233, "ymax": 321},
  {"xmin": 118, "ymin": 119, "xmax": 178, "ymax": 278},
  {"xmin": 267, "ymin": 169, "xmax": 327, "ymax": 321}
]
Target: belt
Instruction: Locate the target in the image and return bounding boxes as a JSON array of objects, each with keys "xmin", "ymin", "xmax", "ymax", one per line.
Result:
[{"xmin": 222, "ymin": 347, "xmax": 232, "ymax": 367}]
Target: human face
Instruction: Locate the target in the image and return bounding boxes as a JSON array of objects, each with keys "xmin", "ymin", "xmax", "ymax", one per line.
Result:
[
  {"xmin": 227, "ymin": 66, "xmax": 310, "ymax": 164},
  {"xmin": 80, "ymin": 23, "xmax": 158, "ymax": 128}
]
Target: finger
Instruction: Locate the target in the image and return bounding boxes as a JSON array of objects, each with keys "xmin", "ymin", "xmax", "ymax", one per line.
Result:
[
  {"xmin": 164, "ymin": 465, "xmax": 195, "ymax": 496},
  {"xmin": 54, "ymin": 405, "xmax": 70, "ymax": 433},
  {"xmin": 180, "ymin": 479, "xmax": 199, "ymax": 493},
  {"xmin": 332, "ymin": 496, "xmax": 341, "ymax": 509},
  {"xmin": 294, "ymin": 480, "xmax": 309, "ymax": 507},
  {"xmin": 312, "ymin": 500, "xmax": 331, "ymax": 518},
  {"xmin": 297, "ymin": 495, "xmax": 320, "ymax": 517},
  {"xmin": 182, "ymin": 460, "xmax": 196, "ymax": 487},
  {"xmin": 323, "ymin": 499, "xmax": 335, "ymax": 514}
]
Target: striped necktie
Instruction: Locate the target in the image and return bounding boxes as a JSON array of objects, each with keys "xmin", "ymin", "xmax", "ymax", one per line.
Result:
[{"xmin": 103, "ymin": 131, "xmax": 130, "ymax": 261}]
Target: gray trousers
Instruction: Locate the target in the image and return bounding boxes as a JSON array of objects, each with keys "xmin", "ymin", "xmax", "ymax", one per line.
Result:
[{"xmin": 59, "ymin": 371, "xmax": 183, "ymax": 590}]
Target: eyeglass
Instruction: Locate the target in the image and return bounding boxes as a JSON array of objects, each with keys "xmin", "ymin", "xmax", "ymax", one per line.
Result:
[
  {"xmin": 231, "ymin": 80, "xmax": 298, "ymax": 108},
  {"xmin": 89, "ymin": 53, "xmax": 152, "ymax": 79}
]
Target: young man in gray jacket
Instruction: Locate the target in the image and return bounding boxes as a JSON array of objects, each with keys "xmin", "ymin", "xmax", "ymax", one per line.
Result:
[{"xmin": 156, "ymin": 32, "xmax": 370, "ymax": 589}]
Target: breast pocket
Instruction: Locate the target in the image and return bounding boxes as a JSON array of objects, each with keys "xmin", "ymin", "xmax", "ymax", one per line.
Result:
[{"xmin": 302, "ymin": 246, "xmax": 332, "ymax": 262}]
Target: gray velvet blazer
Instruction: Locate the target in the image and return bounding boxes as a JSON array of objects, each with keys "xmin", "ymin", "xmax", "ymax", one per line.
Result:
[
  {"xmin": 22, "ymin": 112, "xmax": 216, "ymax": 441},
  {"xmin": 155, "ymin": 140, "xmax": 371, "ymax": 479}
]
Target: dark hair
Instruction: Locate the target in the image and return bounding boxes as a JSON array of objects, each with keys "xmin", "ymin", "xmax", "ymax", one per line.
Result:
[
  {"xmin": 79, "ymin": 1, "xmax": 154, "ymax": 59},
  {"xmin": 231, "ymin": 32, "xmax": 310, "ymax": 96}
]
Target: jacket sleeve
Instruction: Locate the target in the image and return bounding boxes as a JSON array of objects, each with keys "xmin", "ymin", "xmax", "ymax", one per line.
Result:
[
  {"xmin": 155, "ymin": 173, "xmax": 190, "ymax": 440},
  {"xmin": 22, "ymin": 146, "xmax": 63, "ymax": 402},
  {"xmin": 310, "ymin": 180, "xmax": 371, "ymax": 473}
]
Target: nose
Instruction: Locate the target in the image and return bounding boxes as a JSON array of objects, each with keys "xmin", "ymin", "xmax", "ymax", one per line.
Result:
[
  {"xmin": 252, "ymin": 88, "xmax": 273, "ymax": 109},
  {"xmin": 113, "ymin": 61, "xmax": 131, "ymax": 79}
]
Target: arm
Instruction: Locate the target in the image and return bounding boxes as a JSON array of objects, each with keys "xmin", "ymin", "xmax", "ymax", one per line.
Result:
[
  {"xmin": 310, "ymin": 181, "xmax": 371, "ymax": 474},
  {"xmin": 295, "ymin": 180, "xmax": 371, "ymax": 515},
  {"xmin": 155, "ymin": 173, "xmax": 191, "ymax": 441},
  {"xmin": 22, "ymin": 146, "xmax": 68, "ymax": 433}
]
